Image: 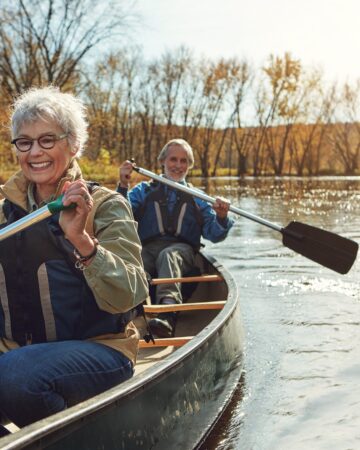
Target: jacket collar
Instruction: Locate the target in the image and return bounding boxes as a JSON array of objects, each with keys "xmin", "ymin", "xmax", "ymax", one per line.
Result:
[{"xmin": 0, "ymin": 159, "xmax": 83, "ymax": 211}]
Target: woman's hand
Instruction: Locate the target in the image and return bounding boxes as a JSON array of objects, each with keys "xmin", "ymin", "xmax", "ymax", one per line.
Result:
[
  {"xmin": 59, "ymin": 180, "xmax": 96, "ymax": 261},
  {"xmin": 212, "ymin": 197, "xmax": 230, "ymax": 220},
  {"xmin": 119, "ymin": 160, "xmax": 135, "ymax": 188}
]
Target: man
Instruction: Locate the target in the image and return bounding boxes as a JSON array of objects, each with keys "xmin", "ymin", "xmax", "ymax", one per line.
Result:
[{"xmin": 118, "ymin": 138, "xmax": 234, "ymax": 337}]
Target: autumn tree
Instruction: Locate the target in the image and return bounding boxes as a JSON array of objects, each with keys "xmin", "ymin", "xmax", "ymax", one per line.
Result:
[
  {"xmin": 194, "ymin": 58, "xmax": 237, "ymax": 177},
  {"xmin": 262, "ymin": 53, "xmax": 303, "ymax": 175},
  {"xmin": 82, "ymin": 54, "xmax": 125, "ymax": 160},
  {"xmin": 0, "ymin": 0, "xmax": 137, "ymax": 99},
  {"xmin": 152, "ymin": 47, "xmax": 192, "ymax": 143},
  {"xmin": 178, "ymin": 61, "xmax": 204, "ymax": 144},
  {"xmin": 135, "ymin": 63, "xmax": 163, "ymax": 169},
  {"xmin": 215, "ymin": 58, "xmax": 253, "ymax": 176},
  {"xmin": 327, "ymin": 81, "xmax": 360, "ymax": 174},
  {"xmin": 289, "ymin": 81, "xmax": 337, "ymax": 175}
]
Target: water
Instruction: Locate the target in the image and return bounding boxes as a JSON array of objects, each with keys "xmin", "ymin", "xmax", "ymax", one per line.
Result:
[{"xmin": 195, "ymin": 177, "xmax": 360, "ymax": 450}]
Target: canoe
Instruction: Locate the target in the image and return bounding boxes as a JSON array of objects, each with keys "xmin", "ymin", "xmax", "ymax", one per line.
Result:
[{"xmin": 1, "ymin": 252, "xmax": 244, "ymax": 450}]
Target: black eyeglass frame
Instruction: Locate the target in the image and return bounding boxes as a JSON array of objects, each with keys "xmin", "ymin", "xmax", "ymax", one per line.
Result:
[{"xmin": 11, "ymin": 133, "xmax": 68, "ymax": 152}]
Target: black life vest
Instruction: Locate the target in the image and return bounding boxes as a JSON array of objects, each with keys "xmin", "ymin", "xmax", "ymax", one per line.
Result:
[
  {"xmin": 0, "ymin": 196, "xmax": 138, "ymax": 346},
  {"xmin": 134, "ymin": 182, "xmax": 204, "ymax": 249}
]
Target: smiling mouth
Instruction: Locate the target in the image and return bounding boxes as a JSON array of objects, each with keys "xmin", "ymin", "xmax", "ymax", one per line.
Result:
[{"xmin": 29, "ymin": 162, "xmax": 52, "ymax": 169}]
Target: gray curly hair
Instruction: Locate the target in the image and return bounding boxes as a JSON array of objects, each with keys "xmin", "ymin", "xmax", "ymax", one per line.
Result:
[
  {"xmin": 157, "ymin": 138, "xmax": 194, "ymax": 168},
  {"xmin": 10, "ymin": 86, "xmax": 88, "ymax": 157}
]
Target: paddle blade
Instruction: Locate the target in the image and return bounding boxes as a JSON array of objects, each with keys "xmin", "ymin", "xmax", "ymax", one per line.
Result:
[{"xmin": 282, "ymin": 221, "xmax": 358, "ymax": 274}]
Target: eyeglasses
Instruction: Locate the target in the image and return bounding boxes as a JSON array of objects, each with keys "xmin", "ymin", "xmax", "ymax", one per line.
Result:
[{"xmin": 11, "ymin": 133, "xmax": 68, "ymax": 152}]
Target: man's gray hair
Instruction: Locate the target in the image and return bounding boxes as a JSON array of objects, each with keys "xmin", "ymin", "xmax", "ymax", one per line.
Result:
[
  {"xmin": 11, "ymin": 86, "xmax": 88, "ymax": 157},
  {"xmin": 157, "ymin": 138, "xmax": 194, "ymax": 168}
]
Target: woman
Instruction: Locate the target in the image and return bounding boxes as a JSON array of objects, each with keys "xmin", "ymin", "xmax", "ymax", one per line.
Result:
[
  {"xmin": 0, "ymin": 86, "xmax": 148, "ymax": 432},
  {"xmin": 118, "ymin": 138, "xmax": 233, "ymax": 338}
]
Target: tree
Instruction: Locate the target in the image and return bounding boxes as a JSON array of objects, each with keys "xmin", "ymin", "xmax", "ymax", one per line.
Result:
[
  {"xmin": 154, "ymin": 47, "xmax": 192, "ymax": 142},
  {"xmin": 195, "ymin": 58, "xmax": 235, "ymax": 177},
  {"xmin": 0, "ymin": 0, "xmax": 137, "ymax": 98},
  {"xmin": 327, "ymin": 81, "xmax": 360, "ymax": 174},
  {"xmin": 135, "ymin": 63, "xmax": 163, "ymax": 169},
  {"xmin": 212, "ymin": 58, "xmax": 252, "ymax": 176},
  {"xmin": 289, "ymin": 81, "xmax": 336, "ymax": 175},
  {"xmin": 262, "ymin": 53, "xmax": 302, "ymax": 175},
  {"xmin": 82, "ymin": 53, "xmax": 125, "ymax": 160}
]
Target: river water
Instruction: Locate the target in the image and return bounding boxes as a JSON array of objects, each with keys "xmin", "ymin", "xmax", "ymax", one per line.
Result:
[{"xmin": 195, "ymin": 177, "xmax": 360, "ymax": 450}]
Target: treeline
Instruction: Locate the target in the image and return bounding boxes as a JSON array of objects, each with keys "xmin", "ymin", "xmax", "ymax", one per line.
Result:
[{"xmin": 0, "ymin": 0, "xmax": 359, "ymax": 176}]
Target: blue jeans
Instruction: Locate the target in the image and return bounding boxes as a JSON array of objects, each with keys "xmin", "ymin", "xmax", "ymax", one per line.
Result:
[{"xmin": 0, "ymin": 340, "xmax": 133, "ymax": 427}]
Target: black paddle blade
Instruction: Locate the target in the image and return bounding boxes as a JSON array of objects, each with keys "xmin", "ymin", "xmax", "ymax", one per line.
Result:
[{"xmin": 282, "ymin": 221, "xmax": 358, "ymax": 274}]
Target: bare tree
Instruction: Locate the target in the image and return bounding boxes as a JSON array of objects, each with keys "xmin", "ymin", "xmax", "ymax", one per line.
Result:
[
  {"xmin": 153, "ymin": 47, "xmax": 192, "ymax": 142},
  {"xmin": 135, "ymin": 64, "xmax": 163, "ymax": 169},
  {"xmin": 212, "ymin": 58, "xmax": 252, "ymax": 176},
  {"xmin": 327, "ymin": 81, "xmax": 360, "ymax": 174},
  {"xmin": 262, "ymin": 53, "xmax": 302, "ymax": 175},
  {"xmin": 0, "ymin": 0, "xmax": 137, "ymax": 98},
  {"xmin": 195, "ymin": 58, "xmax": 235, "ymax": 177},
  {"xmin": 178, "ymin": 62, "xmax": 204, "ymax": 143},
  {"xmin": 289, "ymin": 81, "xmax": 336, "ymax": 175},
  {"xmin": 82, "ymin": 53, "xmax": 125, "ymax": 160}
]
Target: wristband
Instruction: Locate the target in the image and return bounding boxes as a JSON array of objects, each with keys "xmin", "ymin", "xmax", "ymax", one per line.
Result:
[{"xmin": 74, "ymin": 237, "xmax": 99, "ymax": 270}]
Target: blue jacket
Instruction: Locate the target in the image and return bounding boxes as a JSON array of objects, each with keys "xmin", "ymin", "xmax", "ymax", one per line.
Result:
[
  {"xmin": 118, "ymin": 179, "xmax": 233, "ymax": 248},
  {"xmin": 0, "ymin": 200, "xmax": 136, "ymax": 346}
]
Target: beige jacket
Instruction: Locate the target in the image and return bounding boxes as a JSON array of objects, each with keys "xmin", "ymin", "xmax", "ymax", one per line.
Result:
[{"xmin": 0, "ymin": 160, "xmax": 149, "ymax": 365}]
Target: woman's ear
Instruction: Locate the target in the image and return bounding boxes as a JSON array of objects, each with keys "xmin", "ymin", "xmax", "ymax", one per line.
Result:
[{"xmin": 70, "ymin": 143, "xmax": 79, "ymax": 156}]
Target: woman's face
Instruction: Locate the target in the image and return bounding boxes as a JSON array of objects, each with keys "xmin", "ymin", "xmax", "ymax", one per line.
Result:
[
  {"xmin": 15, "ymin": 118, "xmax": 77, "ymax": 200},
  {"xmin": 162, "ymin": 145, "xmax": 190, "ymax": 182}
]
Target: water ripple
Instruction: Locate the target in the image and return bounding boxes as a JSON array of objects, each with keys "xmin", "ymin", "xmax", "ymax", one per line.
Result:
[{"xmin": 199, "ymin": 177, "xmax": 360, "ymax": 450}]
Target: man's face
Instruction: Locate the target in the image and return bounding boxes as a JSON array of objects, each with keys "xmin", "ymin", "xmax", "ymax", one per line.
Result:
[{"xmin": 163, "ymin": 145, "xmax": 190, "ymax": 182}]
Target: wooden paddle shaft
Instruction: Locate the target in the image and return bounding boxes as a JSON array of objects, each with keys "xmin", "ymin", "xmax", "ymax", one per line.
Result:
[{"xmin": 150, "ymin": 274, "xmax": 222, "ymax": 285}]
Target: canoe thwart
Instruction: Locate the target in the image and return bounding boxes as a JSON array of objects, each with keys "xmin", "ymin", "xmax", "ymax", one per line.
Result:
[
  {"xmin": 150, "ymin": 274, "xmax": 223, "ymax": 285},
  {"xmin": 144, "ymin": 301, "xmax": 226, "ymax": 313},
  {"xmin": 139, "ymin": 337, "xmax": 193, "ymax": 348}
]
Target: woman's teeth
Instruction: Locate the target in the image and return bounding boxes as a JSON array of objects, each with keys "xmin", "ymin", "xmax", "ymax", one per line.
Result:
[{"xmin": 30, "ymin": 162, "xmax": 51, "ymax": 168}]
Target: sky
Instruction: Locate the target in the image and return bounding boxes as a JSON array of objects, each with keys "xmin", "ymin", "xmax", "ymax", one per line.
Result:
[{"xmin": 134, "ymin": 0, "xmax": 360, "ymax": 84}]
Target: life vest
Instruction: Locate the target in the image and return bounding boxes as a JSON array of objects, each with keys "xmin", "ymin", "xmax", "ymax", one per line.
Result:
[
  {"xmin": 134, "ymin": 181, "xmax": 204, "ymax": 249},
  {"xmin": 0, "ymin": 187, "xmax": 138, "ymax": 347}
]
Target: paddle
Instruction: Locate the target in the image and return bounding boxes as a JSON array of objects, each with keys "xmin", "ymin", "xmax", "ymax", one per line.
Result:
[
  {"xmin": 0, "ymin": 195, "xmax": 74, "ymax": 242},
  {"xmin": 132, "ymin": 165, "xmax": 358, "ymax": 275}
]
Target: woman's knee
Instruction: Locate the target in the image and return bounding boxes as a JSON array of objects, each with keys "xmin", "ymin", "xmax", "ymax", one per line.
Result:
[
  {"xmin": 0, "ymin": 351, "xmax": 33, "ymax": 411},
  {"xmin": 0, "ymin": 350, "xmax": 65, "ymax": 426}
]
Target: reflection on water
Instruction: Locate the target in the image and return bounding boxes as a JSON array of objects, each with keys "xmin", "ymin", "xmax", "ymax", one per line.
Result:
[{"xmin": 195, "ymin": 177, "xmax": 360, "ymax": 450}]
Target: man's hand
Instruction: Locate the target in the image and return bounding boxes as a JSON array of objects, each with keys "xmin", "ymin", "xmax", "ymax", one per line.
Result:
[
  {"xmin": 212, "ymin": 197, "xmax": 230, "ymax": 220},
  {"xmin": 119, "ymin": 160, "xmax": 135, "ymax": 188}
]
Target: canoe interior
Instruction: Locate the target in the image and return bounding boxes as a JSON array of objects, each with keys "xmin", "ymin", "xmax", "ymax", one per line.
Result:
[
  {"xmin": 1, "ymin": 252, "xmax": 243, "ymax": 450},
  {"xmin": 135, "ymin": 253, "xmax": 228, "ymax": 375}
]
